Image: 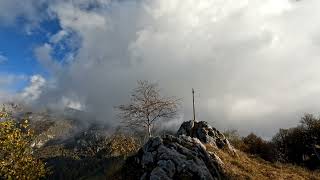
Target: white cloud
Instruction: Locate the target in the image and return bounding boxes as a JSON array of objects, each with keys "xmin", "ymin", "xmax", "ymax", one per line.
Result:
[
  {"xmin": 0, "ymin": 0, "xmax": 47, "ymax": 32},
  {"xmin": 35, "ymin": 0, "xmax": 320, "ymax": 136},
  {"xmin": 0, "ymin": 74, "xmax": 27, "ymax": 103},
  {"xmin": 230, "ymin": 98, "xmax": 275, "ymax": 119},
  {"xmin": 20, "ymin": 75, "xmax": 46, "ymax": 103},
  {"xmin": 34, "ymin": 43, "xmax": 61, "ymax": 74},
  {"xmin": 49, "ymin": 30, "xmax": 69, "ymax": 44},
  {"xmin": 252, "ymin": 0, "xmax": 293, "ymax": 17},
  {"xmin": 51, "ymin": 2, "xmax": 109, "ymax": 33},
  {"xmin": 61, "ymin": 96, "xmax": 85, "ymax": 110},
  {"xmin": 3, "ymin": 0, "xmax": 320, "ymax": 137}
]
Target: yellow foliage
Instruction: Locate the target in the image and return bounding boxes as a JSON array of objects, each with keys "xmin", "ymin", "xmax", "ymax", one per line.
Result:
[
  {"xmin": 107, "ymin": 134, "xmax": 140, "ymax": 157},
  {"xmin": 0, "ymin": 111, "xmax": 46, "ymax": 179}
]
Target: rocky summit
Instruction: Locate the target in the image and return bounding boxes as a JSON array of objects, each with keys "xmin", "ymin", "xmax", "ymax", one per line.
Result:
[
  {"xmin": 177, "ymin": 120, "xmax": 237, "ymax": 155},
  {"xmin": 119, "ymin": 120, "xmax": 238, "ymax": 180},
  {"xmin": 122, "ymin": 134, "xmax": 225, "ymax": 180}
]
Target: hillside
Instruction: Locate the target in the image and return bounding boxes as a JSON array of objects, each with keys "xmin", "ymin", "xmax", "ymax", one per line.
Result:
[
  {"xmin": 210, "ymin": 146, "xmax": 320, "ymax": 180},
  {"xmin": 1, "ymin": 104, "xmax": 320, "ymax": 179},
  {"xmin": 111, "ymin": 121, "xmax": 320, "ymax": 180}
]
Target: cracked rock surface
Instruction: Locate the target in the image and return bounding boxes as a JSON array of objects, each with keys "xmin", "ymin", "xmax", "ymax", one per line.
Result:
[
  {"xmin": 122, "ymin": 134, "xmax": 225, "ymax": 180},
  {"xmin": 177, "ymin": 120, "xmax": 237, "ymax": 155}
]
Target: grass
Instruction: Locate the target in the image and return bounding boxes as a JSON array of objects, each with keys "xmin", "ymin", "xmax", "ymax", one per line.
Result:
[{"xmin": 205, "ymin": 144, "xmax": 320, "ymax": 180}]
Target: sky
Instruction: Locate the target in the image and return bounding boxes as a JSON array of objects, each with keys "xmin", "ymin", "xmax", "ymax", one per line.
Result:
[{"xmin": 0, "ymin": 0, "xmax": 320, "ymax": 138}]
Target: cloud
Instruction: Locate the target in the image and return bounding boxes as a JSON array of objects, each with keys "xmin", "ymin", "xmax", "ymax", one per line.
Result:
[
  {"xmin": 0, "ymin": 74, "xmax": 26, "ymax": 87},
  {"xmin": 51, "ymin": 2, "xmax": 109, "ymax": 32},
  {"xmin": 34, "ymin": 43, "xmax": 62, "ymax": 74},
  {"xmin": 49, "ymin": 30, "xmax": 69, "ymax": 44},
  {"xmin": 0, "ymin": 74, "xmax": 28, "ymax": 103},
  {"xmin": 20, "ymin": 75, "xmax": 46, "ymax": 103},
  {"xmin": 61, "ymin": 96, "xmax": 85, "ymax": 110},
  {"xmin": 0, "ymin": 0, "xmax": 48, "ymax": 33},
  {"xmin": 3, "ymin": 0, "xmax": 320, "ymax": 137},
  {"xmin": 0, "ymin": 91, "xmax": 15, "ymax": 103},
  {"xmin": 0, "ymin": 53, "xmax": 8, "ymax": 64}
]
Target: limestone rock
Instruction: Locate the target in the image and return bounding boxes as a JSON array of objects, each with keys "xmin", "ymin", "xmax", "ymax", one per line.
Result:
[
  {"xmin": 122, "ymin": 135, "xmax": 225, "ymax": 180},
  {"xmin": 177, "ymin": 120, "xmax": 237, "ymax": 155}
]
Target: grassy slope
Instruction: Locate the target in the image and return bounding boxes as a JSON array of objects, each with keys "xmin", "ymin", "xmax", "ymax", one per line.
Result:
[{"xmin": 206, "ymin": 144, "xmax": 320, "ymax": 180}]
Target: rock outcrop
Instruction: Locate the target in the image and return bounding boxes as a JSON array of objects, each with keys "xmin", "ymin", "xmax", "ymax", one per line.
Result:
[
  {"xmin": 177, "ymin": 120, "xmax": 236, "ymax": 155},
  {"xmin": 122, "ymin": 134, "xmax": 225, "ymax": 180}
]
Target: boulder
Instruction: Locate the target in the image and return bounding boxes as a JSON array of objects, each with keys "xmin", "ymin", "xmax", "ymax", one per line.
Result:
[
  {"xmin": 122, "ymin": 135, "xmax": 225, "ymax": 180},
  {"xmin": 177, "ymin": 121, "xmax": 236, "ymax": 155}
]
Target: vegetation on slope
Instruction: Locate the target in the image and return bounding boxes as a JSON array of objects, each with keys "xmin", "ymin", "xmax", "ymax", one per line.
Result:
[
  {"xmin": 224, "ymin": 114, "xmax": 320, "ymax": 170},
  {"xmin": 0, "ymin": 111, "xmax": 46, "ymax": 179},
  {"xmin": 2, "ymin": 98, "xmax": 320, "ymax": 179},
  {"xmin": 34, "ymin": 131, "xmax": 140, "ymax": 179},
  {"xmin": 206, "ymin": 144, "xmax": 320, "ymax": 180}
]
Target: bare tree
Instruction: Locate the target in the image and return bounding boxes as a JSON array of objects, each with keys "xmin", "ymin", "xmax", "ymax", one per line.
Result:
[{"xmin": 117, "ymin": 80, "xmax": 179, "ymax": 138}]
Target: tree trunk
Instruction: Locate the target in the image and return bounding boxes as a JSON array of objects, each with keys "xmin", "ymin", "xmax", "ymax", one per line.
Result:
[{"xmin": 147, "ymin": 124, "xmax": 152, "ymax": 137}]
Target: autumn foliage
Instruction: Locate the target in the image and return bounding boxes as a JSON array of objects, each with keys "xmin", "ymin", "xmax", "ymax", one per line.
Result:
[{"xmin": 0, "ymin": 111, "xmax": 46, "ymax": 179}]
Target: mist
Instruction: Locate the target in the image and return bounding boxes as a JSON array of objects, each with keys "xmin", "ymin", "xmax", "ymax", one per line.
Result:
[{"xmin": 1, "ymin": 0, "xmax": 320, "ymax": 138}]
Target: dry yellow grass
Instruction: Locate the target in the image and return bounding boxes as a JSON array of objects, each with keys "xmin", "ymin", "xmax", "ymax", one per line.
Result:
[{"xmin": 205, "ymin": 144, "xmax": 320, "ymax": 180}]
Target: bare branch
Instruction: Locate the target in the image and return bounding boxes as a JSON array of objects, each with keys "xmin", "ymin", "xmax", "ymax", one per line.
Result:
[{"xmin": 116, "ymin": 80, "xmax": 179, "ymax": 138}]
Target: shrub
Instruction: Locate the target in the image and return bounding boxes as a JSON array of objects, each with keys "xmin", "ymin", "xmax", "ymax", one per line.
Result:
[
  {"xmin": 223, "ymin": 129, "xmax": 247, "ymax": 151},
  {"xmin": 242, "ymin": 133, "xmax": 277, "ymax": 162},
  {"xmin": 0, "ymin": 111, "xmax": 46, "ymax": 179},
  {"xmin": 272, "ymin": 114, "xmax": 320, "ymax": 168},
  {"xmin": 105, "ymin": 133, "xmax": 140, "ymax": 158}
]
